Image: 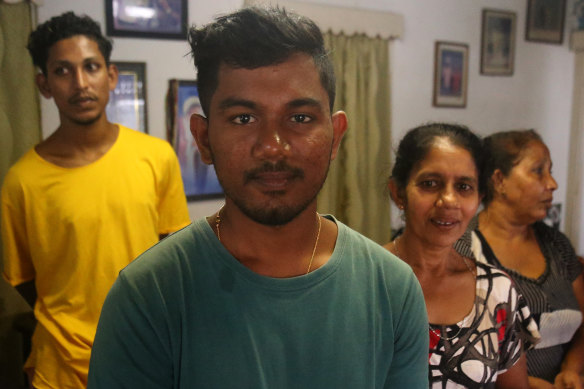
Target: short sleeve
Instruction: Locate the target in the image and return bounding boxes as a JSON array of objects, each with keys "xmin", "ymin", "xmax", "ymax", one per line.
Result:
[
  {"xmin": 384, "ymin": 270, "xmax": 429, "ymax": 388},
  {"xmin": 156, "ymin": 142, "xmax": 191, "ymax": 235},
  {"xmin": 497, "ymin": 276, "xmax": 540, "ymax": 372},
  {"xmin": 88, "ymin": 272, "xmax": 173, "ymax": 389},
  {"xmin": 1, "ymin": 171, "xmax": 34, "ymax": 285},
  {"xmin": 551, "ymin": 227, "xmax": 581, "ymax": 282}
]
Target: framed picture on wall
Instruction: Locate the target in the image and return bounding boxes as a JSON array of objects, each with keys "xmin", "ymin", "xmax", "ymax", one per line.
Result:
[
  {"xmin": 105, "ymin": 0, "xmax": 188, "ymax": 40},
  {"xmin": 526, "ymin": 0, "xmax": 566, "ymax": 44},
  {"xmin": 166, "ymin": 79, "xmax": 223, "ymax": 201},
  {"xmin": 481, "ymin": 9, "xmax": 516, "ymax": 76},
  {"xmin": 106, "ymin": 61, "xmax": 148, "ymax": 133},
  {"xmin": 433, "ymin": 41, "xmax": 468, "ymax": 108},
  {"xmin": 543, "ymin": 203, "xmax": 562, "ymax": 229}
]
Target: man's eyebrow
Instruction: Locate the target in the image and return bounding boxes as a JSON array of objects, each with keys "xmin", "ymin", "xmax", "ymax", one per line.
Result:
[
  {"xmin": 48, "ymin": 59, "xmax": 71, "ymax": 67},
  {"xmin": 217, "ymin": 97, "xmax": 323, "ymax": 111},
  {"xmin": 218, "ymin": 98, "xmax": 256, "ymax": 111},
  {"xmin": 287, "ymin": 98, "xmax": 322, "ymax": 109},
  {"xmin": 48, "ymin": 56, "xmax": 102, "ymax": 67}
]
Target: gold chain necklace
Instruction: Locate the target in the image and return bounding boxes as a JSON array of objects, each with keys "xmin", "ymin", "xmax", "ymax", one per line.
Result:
[
  {"xmin": 392, "ymin": 235, "xmax": 475, "ymax": 341},
  {"xmin": 215, "ymin": 208, "xmax": 322, "ymax": 274}
]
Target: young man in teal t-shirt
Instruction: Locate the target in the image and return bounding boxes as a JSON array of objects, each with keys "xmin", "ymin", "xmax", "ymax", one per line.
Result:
[{"xmin": 88, "ymin": 6, "xmax": 429, "ymax": 388}]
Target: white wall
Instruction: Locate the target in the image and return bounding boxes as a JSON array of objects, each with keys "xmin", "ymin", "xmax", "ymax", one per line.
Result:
[
  {"xmin": 37, "ymin": 0, "xmax": 577, "ymax": 243},
  {"xmin": 384, "ymin": 0, "xmax": 574, "ymax": 231}
]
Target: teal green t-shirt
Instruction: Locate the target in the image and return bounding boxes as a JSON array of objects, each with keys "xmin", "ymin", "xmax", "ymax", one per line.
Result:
[{"xmin": 88, "ymin": 216, "xmax": 428, "ymax": 388}]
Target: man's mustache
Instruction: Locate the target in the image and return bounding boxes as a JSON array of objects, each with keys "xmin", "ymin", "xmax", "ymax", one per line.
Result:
[
  {"xmin": 244, "ymin": 161, "xmax": 304, "ymax": 183},
  {"xmin": 69, "ymin": 93, "xmax": 98, "ymax": 104}
]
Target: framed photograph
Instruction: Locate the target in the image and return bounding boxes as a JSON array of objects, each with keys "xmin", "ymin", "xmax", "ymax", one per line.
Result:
[
  {"xmin": 481, "ymin": 9, "xmax": 516, "ymax": 76},
  {"xmin": 167, "ymin": 80, "xmax": 223, "ymax": 201},
  {"xmin": 106, "ymin": 61, "xmax": 148, "ymax": 133},
  {"xmin": 433, "ymin": 41, "xmax": 469, "ymax": 108},
  {"xmin": 105, "ymin": 0, "xmax": 188, "ymax": 40},
  {"xmin": 526, "ymin": 0, "xmax": 566, "ymax": 44}
]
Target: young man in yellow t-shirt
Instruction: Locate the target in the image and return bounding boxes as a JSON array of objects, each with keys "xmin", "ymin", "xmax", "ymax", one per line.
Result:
[{"xmin": 0, "ymin": 12, "xmax": 190, "ymax": 388}]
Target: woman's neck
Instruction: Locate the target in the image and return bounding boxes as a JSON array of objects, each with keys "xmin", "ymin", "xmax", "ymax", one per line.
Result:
[
  {"xmin": 393, "ymin": 231, "xmax": 467, "ymax": 278},
  {"xmin": 478, "ymin": 203, "xmax": 531, "ymax": 241}
]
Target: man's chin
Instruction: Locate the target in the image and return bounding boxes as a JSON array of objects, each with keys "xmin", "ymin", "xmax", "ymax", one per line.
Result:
[
  {"xmin": 244, "ymin": 207, "xmax": 302, "ymax": 226},
  {"xmin": 69, "ymin": 112, "xmax": 102, "ymax": 126}
]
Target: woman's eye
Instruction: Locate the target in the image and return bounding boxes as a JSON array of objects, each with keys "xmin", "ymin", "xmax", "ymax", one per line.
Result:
[
  {"xmin": 232, "ymin": 114, "xmax": 255, "ymax": 124},
  {"xmin": 458, "ymin": 183, "xmax": 473, "ymax": 192},
  {"xmin": 420, "ymin": 180, "xmax": 437, "ymax": 188},
  {"xmin": 291, "ymin": 114, "xmax": 312, "ymax": 123}
]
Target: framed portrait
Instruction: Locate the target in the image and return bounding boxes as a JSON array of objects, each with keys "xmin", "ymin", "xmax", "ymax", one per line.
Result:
[
  {"xmin": 105, "ymin": 0, "xmax": 188, "ymax": 40},
  {"xmin": 433, "ymin": 41, "xmax": 469, "ymax": 108},
  {"xmin": 106, "ymin": 61, "xmax": 148, "ymax": 133},
  {"xmin": 526, "ymin": 0, "xmax": 566, "ymax": 44},
  {"xmin": 167, "ymin": 80, "xmax": 223, "ymax": 201},
  {"xmin": 481, "ymin": 9, "xmax": 516, "ymax": 76}
]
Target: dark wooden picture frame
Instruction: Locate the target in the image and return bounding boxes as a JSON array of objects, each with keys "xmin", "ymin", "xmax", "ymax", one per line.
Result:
[
  {"xmin": 433, "ymin": 41, "xmax": 469, "ymax": 108},
  {"xmin": 481, "ymin": 9, "xmax": 516, "ymax": 76},
  {"xmin": 166, "ymin": 80, "xmax": 223, "ymax": 201},
  {"xmin": 526, "ymin": 0, "xmax": 566, "ymax": 44},
  {"xmin": 106, "ymin": 61, "xmax": 148, "ymax": 133},
  {"xmin": 105, "ymin": 0, "xmax": 188, "ymax": 40}
]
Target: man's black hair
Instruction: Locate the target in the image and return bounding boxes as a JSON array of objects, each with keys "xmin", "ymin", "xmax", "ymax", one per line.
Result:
[
  {"xmin": 27, "ymin": 11, "xmax": 113, "ymax": 75},
  {"xmin": 188, "ymin": 6, "xmax": 335, "ymax": 117}
]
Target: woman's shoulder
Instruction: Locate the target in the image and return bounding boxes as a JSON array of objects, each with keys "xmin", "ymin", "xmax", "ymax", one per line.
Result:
[{"xmin": 533, "ymin": 221, "xmax": 572, "ymax": 246}]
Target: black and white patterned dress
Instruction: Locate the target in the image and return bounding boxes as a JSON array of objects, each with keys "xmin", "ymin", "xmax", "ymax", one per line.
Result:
[
  {"xmin": 428, "ymin": 261, "xmax": 539, "ymax": 388},
  {"xmin": 472, "ymin": 221, "xmax": 582, "ymax": 383}
]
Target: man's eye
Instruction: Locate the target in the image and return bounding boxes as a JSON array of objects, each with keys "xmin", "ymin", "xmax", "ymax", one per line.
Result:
[
  {"xmin": 232, "ymin": 114, "xmax": 255, "ymax": 124},
  {"xmin": 86, "ymin": 63, "xmax": 100, "ymax": 72},
  {"xmin": 54, "ymin": 67, "xmax": 68, "ymax": 75},
  {"xmin": 291, "ymin": 114, "xmax": 311, "ymax": 123}
]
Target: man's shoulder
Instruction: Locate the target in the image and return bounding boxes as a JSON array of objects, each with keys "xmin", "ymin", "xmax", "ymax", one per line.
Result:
[
  {"xmin": 119, "ymin": 220, "xmax": 204, "ymax": 280},
  {"xmin": 2, "ymin": 149, "xmax": 41, "ymax": 188},
  {"xmin": 334, "ymin": 218, "xmax": 414, "ymax": 278},
  {"xmin": 117, "ymin": 125, "xmax": 173, "ymax": 152}
]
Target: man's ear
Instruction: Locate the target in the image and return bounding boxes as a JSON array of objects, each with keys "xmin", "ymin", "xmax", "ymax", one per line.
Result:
[
  {"xmin": 388, "ymin": 178, "xmax": 405, "ymax": 210},
  {"xmin": 190, "ymin": 114, "xmax": 213, "ymax": 164},
  {"xmin": 36, "ymin": 73, "xmax": 52, "ymax": 99},
  {"xmin": 330, "ymin": 110, "xmax": 348, "ymax": 161},
  {"xmin": 107, "ymin": 63, "xmax": 119, "ymax": 92}
]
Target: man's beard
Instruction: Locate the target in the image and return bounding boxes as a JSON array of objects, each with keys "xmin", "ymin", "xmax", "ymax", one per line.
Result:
[
  {"xmin": 215, "ymin": 159, "xmax": 331, "ymax": 226},
  {"xmin": 68, "ymin": 111, "xmax": 103, "ymax": 126}
]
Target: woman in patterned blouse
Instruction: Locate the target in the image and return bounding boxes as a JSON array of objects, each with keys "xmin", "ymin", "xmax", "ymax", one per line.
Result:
[
  {"xmin": 472, "ymin": 130, "xmax": 584, "ymax": 389},
  {"xmin": 384, "ymin": 123, "xmax": 538, "ymax": 388}
]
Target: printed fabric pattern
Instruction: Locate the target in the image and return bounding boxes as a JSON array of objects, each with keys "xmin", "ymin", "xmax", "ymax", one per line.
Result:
[{"xmin": 428, "ymin": 261, "xmax": 540, "ymax": 388}]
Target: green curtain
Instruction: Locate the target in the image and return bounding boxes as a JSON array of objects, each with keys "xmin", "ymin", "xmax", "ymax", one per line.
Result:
[
  {"xmin": 318, "ymin": 32, "xmax": 392, "ymax": 245},
  {"xmin": 0, "ymin": 2, "xmax": 40, "ymax": 192},
  {"xmin": 0, "ymin": 2, "xmax": 39, "ymax": 387}
]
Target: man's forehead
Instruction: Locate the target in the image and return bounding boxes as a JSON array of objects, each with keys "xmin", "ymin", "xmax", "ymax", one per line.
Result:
[
  {"xmin": 47, "ymin": 35, "xmax": 104, "ymax": 62},
  {"xmin": 213, "ymin": 55, "xmax": 328, "ymax": 103}
]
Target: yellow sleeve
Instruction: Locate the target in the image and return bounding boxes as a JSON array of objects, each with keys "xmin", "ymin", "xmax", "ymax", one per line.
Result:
[
  {"xmin": 156, "ymin": 142, "xmax": 191, "ymax": 235},
  {"xmin": 1, "ymin": 171, "xmax": 35, "ymax": 286}
]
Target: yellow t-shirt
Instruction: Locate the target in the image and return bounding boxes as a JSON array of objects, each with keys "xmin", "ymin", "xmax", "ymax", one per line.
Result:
[{"xmin": 1, "ymin": 125, "xmax": 191, "ymax": 388}]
